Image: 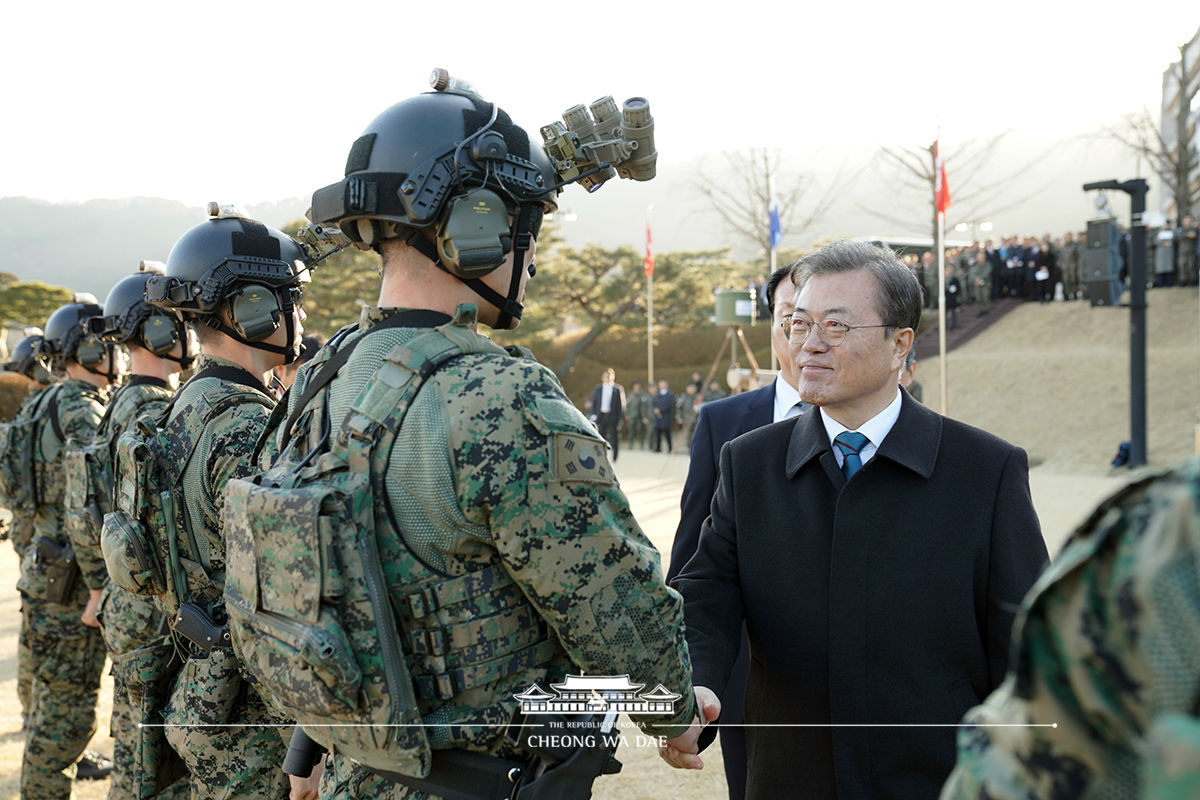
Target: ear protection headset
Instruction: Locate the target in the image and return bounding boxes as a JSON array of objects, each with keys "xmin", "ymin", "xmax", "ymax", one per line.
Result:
[
  {"xmin": 140, "ymin": 313, "xmax": 184, "ymax": 355},
  {"xmin": 228, "ymin": 284, "xmax": 284, "ymax": 342}
]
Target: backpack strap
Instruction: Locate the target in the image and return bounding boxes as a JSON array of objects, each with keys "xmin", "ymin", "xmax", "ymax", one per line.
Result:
[{"xmin": 279, "ymin": 311, "xmax": 454, "ymax": 446}]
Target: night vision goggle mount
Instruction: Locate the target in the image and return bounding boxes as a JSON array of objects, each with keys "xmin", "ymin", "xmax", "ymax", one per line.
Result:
[{"xmin": 540, "ymin": 94, "xmax": 656, "ymax": 193}]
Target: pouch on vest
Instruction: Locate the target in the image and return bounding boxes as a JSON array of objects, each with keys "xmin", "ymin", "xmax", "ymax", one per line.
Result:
[
  {"xmin": 102, "ymin": 428, "xmax": 168, "ymax": 597},
  {"xmin": 0, "ymin": 387, "xmax": 58, "ymax": 514},
  {"xmin": 34, "ymin": 536, "xmax": 81, "ymax": 604},
  {"xmin": 64, "ymin": 437, "xmax": 112, "ymax": 567},
  {"xmin": 225, "ymin": 314, "xmax": 511, "ymax": 778}
]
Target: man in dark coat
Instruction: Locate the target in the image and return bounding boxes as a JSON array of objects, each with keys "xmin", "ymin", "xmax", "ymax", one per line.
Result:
[
  {"xmin": 660, "ymin": 240, "xmax": 1048, "ymax": 800},
  {"xmin": 651, "ymin": 379, "xmax": 675, "ymax": 453},
  {"xmin": 667, "ymin": 264, "xmax": 807, "ymax": 799},
  {"xmin": 589, "ymin": 367, "xmax": 624, "ymax": 460}
]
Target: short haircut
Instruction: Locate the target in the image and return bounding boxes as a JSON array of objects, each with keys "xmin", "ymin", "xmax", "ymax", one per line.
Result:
[
  {"xmin": 788, "ymin": 240, "xmax": 922, "ymax": 332},
  {"xmin": 765, "ymin": 264, "xmax": 793, "ymax": 316}
]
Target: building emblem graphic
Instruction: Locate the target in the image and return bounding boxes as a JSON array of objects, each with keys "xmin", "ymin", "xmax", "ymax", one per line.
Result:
[{"xmin": 513, "ymin": 674, "xmax": 681, "ymax": 714}]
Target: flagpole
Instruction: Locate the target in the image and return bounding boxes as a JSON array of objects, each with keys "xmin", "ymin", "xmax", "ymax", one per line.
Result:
[
  {"xmin": 645, "ymin": 206, "xmax": 655, "ymax": 386},
  {"xmin": 768, "ymin": 174, "xmax": 779, "ymax": 372},
  {"xmin": 934, "ymin": 135, "xmax": 949, "ymax": 417},
  {"xmin": 937, "ymin": 211, "xmax": 948, "ymax": 416}
]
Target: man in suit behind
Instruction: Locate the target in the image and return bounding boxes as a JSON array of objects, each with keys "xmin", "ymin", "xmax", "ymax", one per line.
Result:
[
  {"xmin": 661, "ymin": 240, "xmax": 1049, "ymax": 799},
  {"xmin": 667, "ymin": 264, "xmax": 806, "ymax": 799},
  {"xmin": 590, "ymin": 367, "xmax": 624, "ymax": 460}
]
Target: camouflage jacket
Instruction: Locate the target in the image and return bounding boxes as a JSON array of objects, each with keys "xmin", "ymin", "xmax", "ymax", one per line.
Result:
[
  {"xmin": 7, "ymin": 382, "xmax": 55, "ymax": 558},
  {"xmin": 264, "ymin": 306, "xmax": 695, "ymax": 752},
  {"xmin": 941, "ymin": 456, "xmax": 1200, "ymax": 800},
  {"xmin": 167, "ymin": 355, "xmax": 274, "ymax": 606},
  {"xmin": 32, "ymin": 378, "xmax": 105, "ymax": 542},
  {"xmin": 67, "ymin": 376, "xmax": 175, "ymax": 591}
]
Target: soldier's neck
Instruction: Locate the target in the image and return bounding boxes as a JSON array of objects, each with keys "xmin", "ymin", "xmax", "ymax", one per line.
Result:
[{"xmin": 199, "ymin": 336, "xmax": 277, "ymax": 387}]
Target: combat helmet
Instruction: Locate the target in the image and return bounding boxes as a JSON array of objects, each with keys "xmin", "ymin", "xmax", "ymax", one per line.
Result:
[
  {"xmin": 145, "ymin": 204, "xmax": 310, "ymax": 364},
  {"xmin": 3, "ymin": 333, "xmax": 52, "ymax": 383},
  {"xmin": 42, "ymin": 295, "xmax": 119, "ymax": 381},
  {"xmin": 310, "ymin": 70, "xmax": 560, "ymax": 328},
  {"xmin": 93, "ymin": 261, "xmax": 195, "ymax": 369}
]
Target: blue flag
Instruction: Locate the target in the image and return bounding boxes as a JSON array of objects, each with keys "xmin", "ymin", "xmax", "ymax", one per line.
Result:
[{"xmin": 768, "ymin": 177, "xmax": 782, "ymax": 251}]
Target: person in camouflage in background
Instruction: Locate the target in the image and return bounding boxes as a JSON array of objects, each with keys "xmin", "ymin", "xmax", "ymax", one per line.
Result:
[
  {"xmin": 140, "ymin": 207, "xmax": 309, "ymax": 799},
  {"xmin": 265, "ymin": 75, "xmax": 695, "ymax": 798},
  {"xmin": 3, "ymin": 333, "xmax": 56, "ymax": 726},
  {"xmin": 65, "ymin": 265, "xmax": 194, "ymax": 799},
  {"xmin": 940, "ymin": 456, "xmax": 1200, "ymax": 800},
  {"xmin": 20, "ymin": 298, "xmax": 121, "ymax": 799}
]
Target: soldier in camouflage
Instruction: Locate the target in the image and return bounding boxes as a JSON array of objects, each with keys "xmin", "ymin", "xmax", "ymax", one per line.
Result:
[
  {"xmin": 941, "ymin": 456, "xmax": 1200, "ymax": 800},
  {"xmin": 265, "ymin": 75, "xmax": 696, "ymax": 798},
  {"xmin": 65, "ymin": 265, "xmax": 194, "ymax": 799},
  {"xmin": 20, "ymin": 299, "xmax": 121, "ymax": 799},
  {"xmin": 3, "ymin": 333, "xmax": 57, "ymax": 726},
  {"xmin": 141, "ymin": 208, "xmax": 309, "ymax": 799}
]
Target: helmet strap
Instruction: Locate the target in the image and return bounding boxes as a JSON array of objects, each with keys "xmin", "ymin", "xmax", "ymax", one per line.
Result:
[
  {"xmin": 401, "ymin": 210, "xmax": 529, "ymax": 328},
  {"xmin": 203, "ymin": 287, "xmax": 301, "ymax": 365}
]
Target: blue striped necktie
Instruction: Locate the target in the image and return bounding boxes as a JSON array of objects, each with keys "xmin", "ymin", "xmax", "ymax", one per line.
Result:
[{"xmin": 833, "ymin": 431, "xmax": 869, "ymax": 479}]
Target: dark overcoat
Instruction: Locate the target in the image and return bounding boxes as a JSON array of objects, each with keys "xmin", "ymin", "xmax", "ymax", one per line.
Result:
[{"xmin": 675, "ymin": 392, "xmax": 1049, "ymax": 800}]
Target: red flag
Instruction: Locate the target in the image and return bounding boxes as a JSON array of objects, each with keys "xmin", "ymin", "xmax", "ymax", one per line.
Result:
[
  {"xmin": 644, "ymin": 214, "xmax": 655, "ymax": 276},
  {"xmin": 935, "ymin": 140, "xmax": 951, "ymax": 215}
]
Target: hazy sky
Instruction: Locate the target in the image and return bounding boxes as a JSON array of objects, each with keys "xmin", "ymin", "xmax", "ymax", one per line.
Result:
[{"xmin": 3, "ymin": 1, "xmax": 1196, "ymax": 211}]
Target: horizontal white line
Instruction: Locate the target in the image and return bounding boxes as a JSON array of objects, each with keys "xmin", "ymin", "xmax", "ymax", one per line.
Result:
[{"xmin": 139, "ymin": 722, "xmax": 1058, "ymax": 729}]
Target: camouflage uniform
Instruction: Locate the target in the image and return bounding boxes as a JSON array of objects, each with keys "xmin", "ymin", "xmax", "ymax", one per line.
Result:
[
  {"xmin": 19, "ymin": 378, "xmax": 108, "ymax": 800},
  {"xmin": 261, "ymin": 306, "xmax": 695, "ymax": 799},
  {"xmin": 625, "ymin": 387, "xmax": 652, "ymax": 450},
  {"xmin": 10, "ymin": 381, "xmax": 55, "ymax": 724},
  {"xmin": 158, "ymin": 355, "xmax": 288, "ymax": 799},
  {"xmin": 941, "ymin": 456, "xmax": 1200, "ymax": 800},
  {"xmin": 65, "ymin": 375, "xmax": 185, "ymax": 800}
]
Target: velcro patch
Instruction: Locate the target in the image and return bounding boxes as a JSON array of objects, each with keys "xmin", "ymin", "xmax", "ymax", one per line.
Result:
[{"xmin": 552, "ymin": 433, "xmax": 612, "ymax": 485}]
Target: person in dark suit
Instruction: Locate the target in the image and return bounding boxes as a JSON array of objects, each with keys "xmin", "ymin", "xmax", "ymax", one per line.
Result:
[
  {"xmin": 651, "ymin": 379, "xmax": 675, "ymax": 453},
  {"xmin": 660, "ymin": 240, "xmax": 1049, "ymax": 800},
  {"xmin": 589, "ymin": 367, "xmax": 624, "ymax": 460},
  {"xmin": 667, "ymin": 264, "xmax": 807, "ymax": 800}
]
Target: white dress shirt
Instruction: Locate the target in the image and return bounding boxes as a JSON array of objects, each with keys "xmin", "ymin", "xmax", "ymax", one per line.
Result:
[{"xmin": 772, "ymin": 375, "xmax": 804, "ymax": 423}]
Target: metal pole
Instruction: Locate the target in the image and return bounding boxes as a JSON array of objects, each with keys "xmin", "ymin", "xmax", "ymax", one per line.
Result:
[
  {"xmin": 646, "ymin": 268, "xmax": 654, "ymax": 386},
  {"xmin": 1126, "ymin": 180, "xmax": 1148, "ymax": 467},
  {"xmin": 937, "ymin": 213, "xmax": 948, "ymax": 416}
]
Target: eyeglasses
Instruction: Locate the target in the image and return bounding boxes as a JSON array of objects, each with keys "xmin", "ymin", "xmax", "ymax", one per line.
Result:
[{"xmin": 789, "ymin": 316, "xmax": 892, "ymax": 346}]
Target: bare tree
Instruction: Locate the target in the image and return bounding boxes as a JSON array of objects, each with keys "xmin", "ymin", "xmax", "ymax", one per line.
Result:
[
  {"xmin": 1107, "ymin": 39, "xmax": 1199, "ymax": 220},
  {"xmin": 864, "ymin": 132, "xmax": 1068, "ymax": 243},
  {"xmin": 694, "ymin": 148, "xmax": 840, "ymax": 267}
]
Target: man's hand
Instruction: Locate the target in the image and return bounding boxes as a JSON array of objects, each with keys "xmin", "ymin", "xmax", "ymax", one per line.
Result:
[
  {"xmin": 289, "ymin": 759, "xmax": 324, "ymax": 800},
  {"xmin": 657, "ymin": 686, "xmax": 720, "ymax": 770},
  {"xmin": 81, "ymin": 588, "xmax": 102, "ymax": 628}
]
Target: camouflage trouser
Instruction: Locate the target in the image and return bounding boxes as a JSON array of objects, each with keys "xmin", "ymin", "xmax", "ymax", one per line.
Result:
[
  {"xmin": 320, "ymin": 754, "xmax": 415, "ymax": 800},
  {"xmin": 163, "ymin": 648, "xmax": 289, "ymax": 800},
  {"xmin": 21, "ymin": 597, "xmax": 106, "ymax": 800},
  {"xmin": 18, "ymin": 599, "xmax": 33, "ymax": 724},
  {"xmin": 626, "ymin": 418, "xmax": 647, "ymax": 449},
  {"xmin": 97, "ymin": 584, "xmax": 189, "ymax": 800}
]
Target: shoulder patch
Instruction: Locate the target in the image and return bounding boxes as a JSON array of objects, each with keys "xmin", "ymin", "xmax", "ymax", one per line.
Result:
[{"xmin": 552, "ymin": 433, "xmax": 613, "ymax": 485}]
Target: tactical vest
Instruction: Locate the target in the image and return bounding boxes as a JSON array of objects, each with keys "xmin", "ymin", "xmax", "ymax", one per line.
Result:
[
  {"xmin": 225, "ymin": 306, "xmax": 557, "ymax": 778},
  {"xmin": 65, "ymin": 378, "xmax": 174, "ymax": 589},
  {"xmin": 103, "ymin": 366, "xmax": 272, "ymax": 621},
  {"xmin": 0, "ymin": 383, "xmax": 60, "ymax": 515}
]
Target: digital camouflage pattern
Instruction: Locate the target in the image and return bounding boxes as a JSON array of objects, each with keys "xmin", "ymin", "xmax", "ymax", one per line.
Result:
[
  {"xmin": 941, "ymin": 456, "xmax": 1200, "ymax": 800},
  {"xmin": 254, "ymin": 306, "xmax": 694, "ymax": 798},
  {"xmin": 20, "ymin": 378, "xmax": 108, "ymax": 800},
  {"xmin": 68, "ymin": 376, "xmax": 187, "ymax": 800},
  {"xmin": 10, "ymin": 382, "xmax": 56, "ymax": 724},
  {"xmin": 155, "ymin": 355, "xmax": 289, "ymax": 800}
]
